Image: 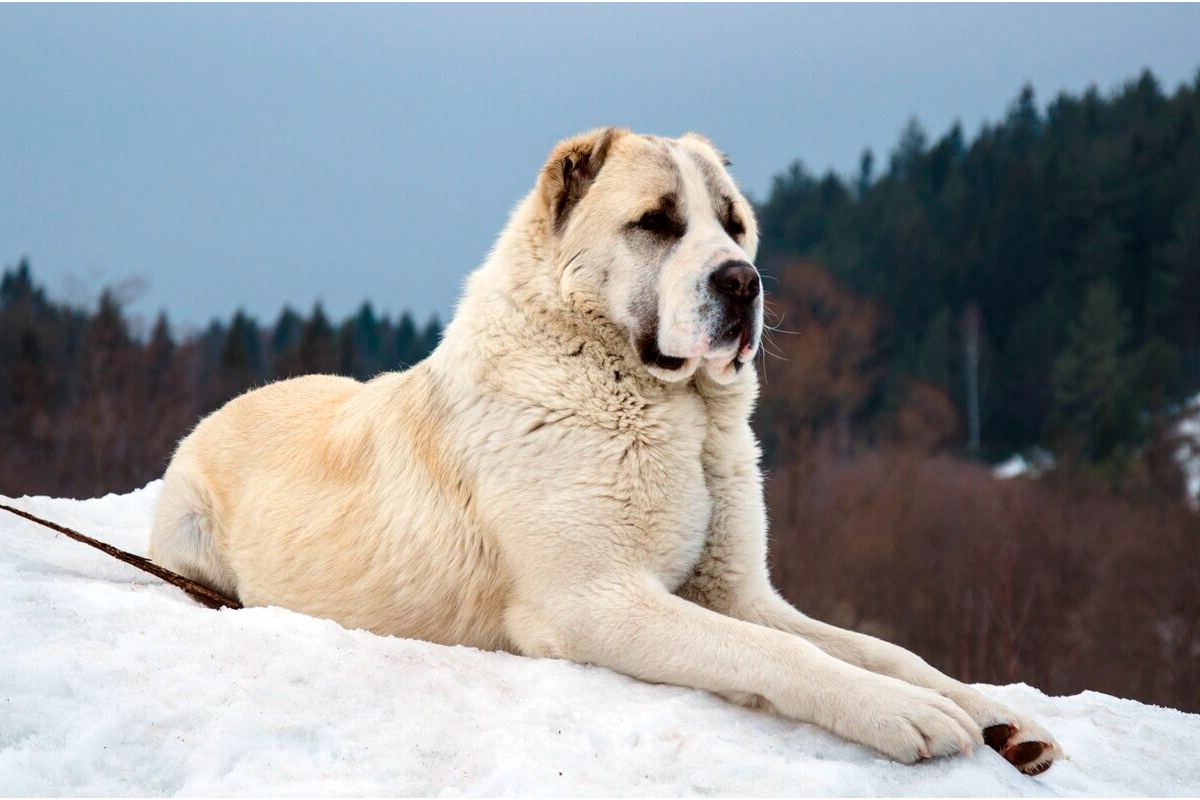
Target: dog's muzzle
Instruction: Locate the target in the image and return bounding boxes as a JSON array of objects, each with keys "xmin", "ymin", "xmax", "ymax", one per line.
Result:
[{"xmin": 709, "ymin": 260, "xmax": 760, "ymax": 354}]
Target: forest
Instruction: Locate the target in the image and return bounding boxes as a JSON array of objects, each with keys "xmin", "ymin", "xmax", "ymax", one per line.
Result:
[
  {"xmin": 2, "ymin": 69, "xmax": 1198, "ymax": 712},
  {"xmin": 0, "ymin": 265, "xmax": 442, "ymax": 497}
]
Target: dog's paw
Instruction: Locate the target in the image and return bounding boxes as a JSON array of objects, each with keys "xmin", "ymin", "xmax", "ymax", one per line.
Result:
[
  {"xmin": 832, "ymin": 679, "xmax": 984, "ymax": 764},
  {"xmin": 937, "ymin": 687, "xmax": 1061, "ymax": 775},
  {"xmin": 982, "ymin": 719, "xmax": 1060, "ymax": 776}
]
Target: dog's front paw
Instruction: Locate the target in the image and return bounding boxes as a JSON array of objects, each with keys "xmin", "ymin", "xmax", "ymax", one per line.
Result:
[
  {"xmin": 941, "ymin": 687, "xmax": 1061, "ymax": 775},
  {"xmin": 831, "ymin": 678, "xmax": 984, "ymax": 764},
  {"xmin": 981, "ymin": 718, "xmax": 1060, "ymax": 776}
]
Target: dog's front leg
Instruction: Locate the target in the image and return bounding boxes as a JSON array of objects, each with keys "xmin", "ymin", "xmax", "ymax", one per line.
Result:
[
  {"xmin": 684, "ymin": 413, "xmax": 1060, "ymax": 775},
  {"xmin": 505, "ymin": 578, "xmax": 981, "ymax": 765},
  {"xmin": 732, "ymin": 588, "xmax": 1060, "ymax": 775}
]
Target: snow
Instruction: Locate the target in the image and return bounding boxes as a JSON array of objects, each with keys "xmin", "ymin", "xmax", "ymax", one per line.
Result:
[
  {"xmin": 3, "ymin": 484, "xmax": 1200, "ymax": 797},
  {"xmin": 993, "ymin": 448, "xmax": 1056, "ymax": 481},
  {"xmin": 1176, "ymin": 393, "xmax": 1200, "ymax": 509},
  {"xmin": 992, "ymin": 455, "xmax": 1032, "ymax": 480}
]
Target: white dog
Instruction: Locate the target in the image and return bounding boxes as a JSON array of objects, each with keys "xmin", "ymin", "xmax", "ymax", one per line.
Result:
[{"xmin": 150, "ymin": 129, "xmax": 1059, "ymax": 775}]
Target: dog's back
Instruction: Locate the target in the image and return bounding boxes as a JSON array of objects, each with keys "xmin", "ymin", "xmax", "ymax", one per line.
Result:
[
  {"xmin": 150, "ymin": 374, "xmax": 364, "ymax": 598},
  {"xmin": 149, "ymin": 369, "xmax": 513, "ymax": 649}
]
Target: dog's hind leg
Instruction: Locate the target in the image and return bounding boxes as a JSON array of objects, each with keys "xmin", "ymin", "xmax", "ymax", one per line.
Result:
[{"xmin": 149, "ymin": 467, "xmax": 239, "ymax": 601}]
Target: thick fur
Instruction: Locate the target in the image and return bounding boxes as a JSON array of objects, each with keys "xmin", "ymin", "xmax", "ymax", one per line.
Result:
[{"xmin": 151, "ymin": 130, "xmax": 1059, "ymax": 774}]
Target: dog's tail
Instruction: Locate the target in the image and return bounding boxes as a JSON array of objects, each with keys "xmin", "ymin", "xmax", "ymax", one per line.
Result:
[{"xmin": 149, "ymin": 466, "xmax": 242, "ymax": 605}]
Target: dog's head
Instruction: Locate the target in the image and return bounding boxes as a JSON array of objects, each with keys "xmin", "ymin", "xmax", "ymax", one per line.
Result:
[{"xmin": 538, "ymin": 128, "xmax": 761, "ymax": 385}]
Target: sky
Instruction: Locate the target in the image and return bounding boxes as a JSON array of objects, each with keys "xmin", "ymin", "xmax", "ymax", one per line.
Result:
[{"xmin": 2, "ymin": 3, "xmax": 1198, "ymax": 335}]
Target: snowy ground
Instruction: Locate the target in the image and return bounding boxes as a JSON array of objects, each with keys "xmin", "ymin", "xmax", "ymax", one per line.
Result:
[{"xmin": 2, "ymin": 484, "xmax": 1199, "ymax": 797}]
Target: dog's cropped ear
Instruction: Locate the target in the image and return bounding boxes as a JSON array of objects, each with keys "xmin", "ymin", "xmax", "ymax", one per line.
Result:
[{"xmin": 539, "ymin": 127, "xmax": 626, "ymax": 233}]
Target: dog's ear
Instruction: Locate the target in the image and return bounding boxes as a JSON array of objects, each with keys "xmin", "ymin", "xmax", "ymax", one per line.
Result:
[
  {"xmin": 539, "ymin": 127, "xmax": 625, "ymax": 233},
  {"xmin": 680, "ymin": 132, "xmax": 732, "ymax": 167}
]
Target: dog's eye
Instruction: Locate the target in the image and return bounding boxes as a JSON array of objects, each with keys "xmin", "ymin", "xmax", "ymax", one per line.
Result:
[
  {"xmin": 635, "ymin": 211, "xmax": 684, "ymax": 239},
  {"xmin": 722, "ymin": 199, "xmax": 745, "ymax": 239}
]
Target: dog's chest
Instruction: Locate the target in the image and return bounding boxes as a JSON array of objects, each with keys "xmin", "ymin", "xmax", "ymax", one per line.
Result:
[{"xmin": 624, "ymin": 395, "xmax": 714, "ymax": 590}]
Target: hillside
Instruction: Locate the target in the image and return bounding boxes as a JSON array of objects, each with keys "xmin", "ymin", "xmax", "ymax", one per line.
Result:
[{"xmin": 2, "ymin": 485, "xmax": 1198, "ymax": 796}]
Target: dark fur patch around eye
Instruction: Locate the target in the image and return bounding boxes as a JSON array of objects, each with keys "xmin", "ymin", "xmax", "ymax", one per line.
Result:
[
  {"xmin": 684, "ymin": 148, "xmax": 747, "ymax": 241},
  {"xmin": 722, "ymin": 197, "xmax": 745, "ymax": 239},
  {"xmin": 636, "ymin": 211, "xmax": 685, "ymax": 239},
  {"xmin": 630, "ymin": 195, "xmax": 686, "ymax": 240}
]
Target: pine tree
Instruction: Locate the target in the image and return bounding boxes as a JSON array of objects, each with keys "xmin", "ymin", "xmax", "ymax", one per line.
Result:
[
  {"xmin": 269, "ymin": 306, "xmax": 304, "ymax": 378},
  {"xmin": 349, "ymin": 302, "xmax": 382, "ymax": 378},
  {"xmin": 390, "ymin": 312, "xmax": 418, "ymax": 370},
  {"xmin": 146, "ymin": 312, "xmax": 174, "ymax": 383},
  {"xmin": 298, "ymin": 302, "xmax": 335, "ymax": 374},
  {"xmin": 856, "ymin": 149, "xmax": 875, "ymax": 199},
  {"xmin": 1050, "ymin": 280, "xmax": 1134, "ymax": 465},
  {"xmin": 890, "ymin": 117, "xmax": 927, "ymax": 182},
  {"xmin": 220, "ymin": 310, "xmax": 264, "ymax": 395}
]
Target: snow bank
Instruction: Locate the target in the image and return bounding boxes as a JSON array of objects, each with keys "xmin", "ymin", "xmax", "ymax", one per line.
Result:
[{"xmin": 2, "ymin": 484, "xmax": 1199, "ymax": 797}]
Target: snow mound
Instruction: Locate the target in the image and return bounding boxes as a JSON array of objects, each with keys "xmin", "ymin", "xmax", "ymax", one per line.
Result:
[{"xmin": 2, "ymin": 484, "xmax": 1199, "ymax": 796}]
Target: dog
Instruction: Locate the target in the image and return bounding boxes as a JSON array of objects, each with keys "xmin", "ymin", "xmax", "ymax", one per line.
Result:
[{"xmin": 150, "ymin": 129, "xmax": 1059, "ymax": 775}]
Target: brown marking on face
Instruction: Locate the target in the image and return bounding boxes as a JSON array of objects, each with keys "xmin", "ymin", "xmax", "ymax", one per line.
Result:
[
  {"xmin": 720, "ymin": 196, "xmax": 745, "ymax": 239},
  {"xmin": 629, "ymin": 193, "xmax": 686, "ymax": 241},
  {"xmin": 619, "ymin": 145, "xmax": 687, "ymax": 355}
]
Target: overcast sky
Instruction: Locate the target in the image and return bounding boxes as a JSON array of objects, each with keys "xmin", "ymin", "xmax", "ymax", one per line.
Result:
[{"xmin": 3, "ymin": 3, "xmax": 1198, "ymax": 334}]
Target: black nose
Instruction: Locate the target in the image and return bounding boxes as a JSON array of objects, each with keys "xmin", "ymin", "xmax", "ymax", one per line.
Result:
[{"xmin": 709, "ymin": 261, "xmax": 760, "ymax": 301}]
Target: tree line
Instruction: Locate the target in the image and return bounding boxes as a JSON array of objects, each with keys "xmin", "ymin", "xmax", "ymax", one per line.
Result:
[{"xmin": 0, "ymin": 260, "xmax": 440, "ymax": 497}]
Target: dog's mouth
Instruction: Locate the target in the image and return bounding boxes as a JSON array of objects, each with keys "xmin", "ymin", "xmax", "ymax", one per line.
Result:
[
  {"xmin": 637, "ymin": 314, "xmax": 759, "ymax": 379},
  {"xmin": 638, "ymin": 336, "xmax": 688, "ymax": 372},
  {"xmin": 718, "ymin": 318, "xmax": 753, "ymax": 353},
  {"xmin": 711, "ymin": 315, "xmax": 757, "ymax": 363}
]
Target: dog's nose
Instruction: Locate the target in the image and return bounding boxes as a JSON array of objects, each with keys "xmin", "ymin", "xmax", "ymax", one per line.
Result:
[{"xmin": 709, "ymin": 261, "xmax": 760, "ymax": 301}]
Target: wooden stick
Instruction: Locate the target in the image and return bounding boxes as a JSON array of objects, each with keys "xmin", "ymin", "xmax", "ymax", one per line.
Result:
[{"xmin": 0, "ymin": 502, "xmax": 242, "ymax": 610}]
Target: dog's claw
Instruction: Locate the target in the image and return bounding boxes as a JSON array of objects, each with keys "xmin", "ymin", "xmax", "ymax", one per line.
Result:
[
  {"xmin": 1022, "ymin": 757, "xmax": 1053, "ymax": 776},
  {"xmin": 982, "ymin": 722, "xmax": 1057, "ymax": 775},
  {"xmin": 983, "ymin": 723, "xmax": 1015, "ymax": 751},
  {"xmin": 1003, "ymin": 740, "xmax": 1046, "ymax": 767}
]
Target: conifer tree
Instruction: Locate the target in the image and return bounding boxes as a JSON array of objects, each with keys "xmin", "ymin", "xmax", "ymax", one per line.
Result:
[
  {"xmin": 298, "ymin": 302, "xmax": 335, "ymax": 375},
  {"xmin": 1050, "ymin": 280, "xmax": 1133, "ymax": 464}
]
